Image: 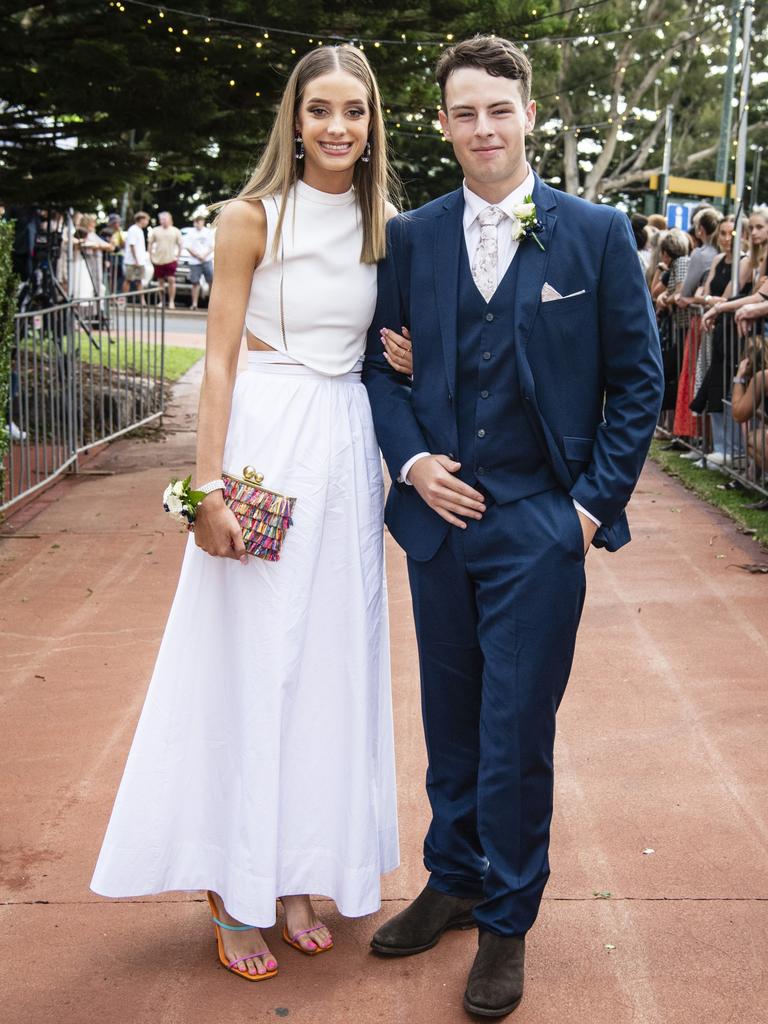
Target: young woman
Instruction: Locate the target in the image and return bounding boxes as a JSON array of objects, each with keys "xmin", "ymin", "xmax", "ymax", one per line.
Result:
[
  {"xmin": 91, "ymin": 45, "xmax": 411, "ymax": 982},
  {"xmin": 672, "ymin": 209, "xmax": 722, "ymax": 441},
  {"xmin": 694, "ymin": 208, "xmax": 768, "ymax": 464}
]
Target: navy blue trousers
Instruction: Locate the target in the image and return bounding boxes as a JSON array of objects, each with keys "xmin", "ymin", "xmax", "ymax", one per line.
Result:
[{"xmin": 406, "ymin": 486, "xmax": 587, "ymax": 936}]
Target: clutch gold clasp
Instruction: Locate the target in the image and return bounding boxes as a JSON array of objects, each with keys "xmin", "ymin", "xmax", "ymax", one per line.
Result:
[{"xmin": 242, "ymin": 466, "xmax": 265, "ymax": 485}]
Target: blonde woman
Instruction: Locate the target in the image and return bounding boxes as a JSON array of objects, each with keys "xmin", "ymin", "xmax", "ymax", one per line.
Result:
[{"xmin": 92, "ymin": 46, "xmax": 409, "ymax": 982}]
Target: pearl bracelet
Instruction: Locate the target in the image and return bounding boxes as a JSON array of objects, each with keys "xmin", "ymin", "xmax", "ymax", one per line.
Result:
[{"xmin": 198, "ymin": 478, "xmax": 225, "ymax": 495}]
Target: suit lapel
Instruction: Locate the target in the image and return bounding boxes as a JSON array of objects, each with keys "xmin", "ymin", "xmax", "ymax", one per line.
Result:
[
  {"xmin": 514, "ymin": 176, "xmax": 558, "ymax": 347},
  {"xmin": 433, "ymin": 189, "xmax": 464, "ymax": 392}
]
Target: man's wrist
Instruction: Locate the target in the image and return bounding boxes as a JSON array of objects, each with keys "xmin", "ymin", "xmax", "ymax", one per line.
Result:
[
  {"xmin": 399, "ymin": 452, "xmax": 431, "ymax": 484},
  {"xmin": 573, "ymin": 499, "xmax": 601, "ymax": 528}
]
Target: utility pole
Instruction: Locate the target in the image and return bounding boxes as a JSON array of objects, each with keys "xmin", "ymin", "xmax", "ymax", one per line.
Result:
[
  {"xmin": 732, "ymin": 0, "xmax": 754, "ymax": 294},
  {"xmin": 660, "ymin": 105, "xmax": 674, "ymax": 215},
  {"xmin": 715, "ymin": 0, "xmax": 741, "ymax": 212},
  {"xmin": 751, "ymin": 146, "xmax": 763, "ymax": 206}
]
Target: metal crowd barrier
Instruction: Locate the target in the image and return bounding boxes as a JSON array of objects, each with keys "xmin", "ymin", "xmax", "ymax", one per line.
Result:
[
  {"xmin": 2, "ymin": 288, "xmax": 166, "ymax": 513},
  {"xmin": 656, "ymin": 305, "xmax": 767, "ymax": 498}
]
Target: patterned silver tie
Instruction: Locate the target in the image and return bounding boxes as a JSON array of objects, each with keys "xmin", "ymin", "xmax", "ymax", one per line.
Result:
[{"xmin": 472, "ymin": 205, "xmax": 505, "ymax": 302}]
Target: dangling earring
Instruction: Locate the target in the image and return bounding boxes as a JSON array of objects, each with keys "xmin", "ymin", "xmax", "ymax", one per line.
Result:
[
  {"xmin": 295, "ymin": 134, "xmax": 304, "ymax": 161},
  {"xmin": 361, "ymin": 141, "xmax": 371, "ymax": 163}
]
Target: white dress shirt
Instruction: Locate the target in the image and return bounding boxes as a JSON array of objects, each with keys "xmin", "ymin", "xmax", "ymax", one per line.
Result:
[{"xmin": 399, "ymin": 167, "xmax": 600, "ymax": 528}]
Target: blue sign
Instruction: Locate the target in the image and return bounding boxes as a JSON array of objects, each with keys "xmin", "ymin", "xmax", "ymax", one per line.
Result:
[{"xmin": 666, "ymin": 203, "xmax": 690, "ymax": 231}]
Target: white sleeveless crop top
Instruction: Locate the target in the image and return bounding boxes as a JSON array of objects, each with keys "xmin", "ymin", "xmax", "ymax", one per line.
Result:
[{"xmin": 244, "ymin": 180, "xmax": 378, "ymax": 376}]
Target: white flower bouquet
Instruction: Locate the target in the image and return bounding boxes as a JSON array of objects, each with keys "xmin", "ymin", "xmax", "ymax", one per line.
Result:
[{"xmin": 162, "ymin": 476, "xmax": 206, "ymax": 526}]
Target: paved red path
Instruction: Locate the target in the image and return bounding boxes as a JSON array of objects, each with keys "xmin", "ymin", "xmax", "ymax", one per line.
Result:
[{"xmin": 2, "ymin": 337, "xmax": 767, "ymax": 1023}]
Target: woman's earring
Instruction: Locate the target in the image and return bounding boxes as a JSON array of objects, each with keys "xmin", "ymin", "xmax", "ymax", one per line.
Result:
[
  {"xmin": 361, "ymin": 141, "xmax": 371, "ymax": 163},
  {"xmin": 295, "ymin": 134, "xmax": 304, "ymax": 160}
]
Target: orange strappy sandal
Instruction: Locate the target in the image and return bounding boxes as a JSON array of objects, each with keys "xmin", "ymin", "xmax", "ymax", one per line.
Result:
[
  {"xmin": 282, "ymin": 922, "xmax": 334, "ymax": 956},
  {"xmin": 206, "ymin": 893, "xmax": 278, "ymax": 981}
]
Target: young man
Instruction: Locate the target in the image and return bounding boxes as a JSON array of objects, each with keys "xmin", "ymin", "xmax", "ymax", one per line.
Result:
[
  {"xmin": 184, "ymin": 214, "xmax": 214, "ymax": 310},
  {"xmin": 149, "ymin": 211, "xmax": 182, "ymax": 308},
  {"xmin": 363, "ymin": 36, "xmax": 663, "ymax": 1018},
  {"xmin": 122, "ymin": 211, "xmax": 150, "ymax": 304}
]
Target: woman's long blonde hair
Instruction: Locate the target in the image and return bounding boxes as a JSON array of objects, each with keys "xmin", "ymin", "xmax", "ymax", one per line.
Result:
[{"xmin": 214, "ymin": 46, "xmax": 398, "ymax": 264}]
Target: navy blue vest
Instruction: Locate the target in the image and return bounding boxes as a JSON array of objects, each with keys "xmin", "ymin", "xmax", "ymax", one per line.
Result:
[{"xmin": 456, "ymin": 242, "xmax": 558, "ymax": 503}]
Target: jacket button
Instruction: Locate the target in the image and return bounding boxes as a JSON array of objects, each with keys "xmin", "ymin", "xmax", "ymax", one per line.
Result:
[
  {"xmin": 448, "ymin": 451, "xmax": 455, "ymax": 460},
  {"xmin": 448, "ymin": 391, "xmax": 453, "ymax": 403},
  {"xmin": 477, "ymin": 428, "xmax": 486, "ymax": 438},
  {"xmin": 480, "ymin": 390, "xmax": 489, "ymax": 399},
  {"xmin": 485, "ymin": 312, "xmax": 494, "ymax": 322},
  {"xmin": 477, "ymin": 466, "xmax": 486, "ymax": 475},
  {"xmin": 482, "ymin": 351, "xmax": 492, "ymax": 361}
]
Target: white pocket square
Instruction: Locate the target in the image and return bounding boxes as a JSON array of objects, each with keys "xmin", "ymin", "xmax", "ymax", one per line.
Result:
[{"xmin": 541, "ymin": 283, "xmax": 586, "ymax": 303}]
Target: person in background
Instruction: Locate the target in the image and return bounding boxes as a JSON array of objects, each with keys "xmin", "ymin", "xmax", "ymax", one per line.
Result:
[
  {"xmin": 630, "ymin": 213, "xmax": 651, "ymax": 274},
  {"xmin": 104, "ymin": 213, "xmax": 125, "ymax": 293},
  {"xmin": 654, "ymin": 229, "xmax": 691, "ymax": 425},
  {"xmin": 692, "ymin": 211, "xmax": 765, "ymax": 467},
  {"xmin": 79, "ymin": 213, "xmax": 113, "ymax": 299},
  {"xmin": 653, "ymin": 228, "xmax": 690, "ymax": 309},
  {"xmin": 731, "ymin": 352, "xmax": 768, "ymax": 475},
  {"xmin": 647, "ymin": 213, "xmax": 667, "ymax": 231},
  {"xmin": 676, "ymin": 208, "xmax": 721, "ymax": 306},
  {"xmin": 149, "ymin": 211, "xmax": 183, "ymax": 308},
  {"xmin": 184, "ymin": 214, "xmax": 215, "ymax": 310},
  {"xmin": 123, "ymin": 211, "xmax": 150, "ymax": 304}
]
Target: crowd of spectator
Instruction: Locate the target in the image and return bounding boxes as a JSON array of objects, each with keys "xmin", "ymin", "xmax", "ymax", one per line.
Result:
[
  {"xmin": 629, "ymin": 204, "xmax": 768, "ymax": 484},
  {"xmin": 1, "ymin": 204, "xmax": 215, "ymax": 312}
]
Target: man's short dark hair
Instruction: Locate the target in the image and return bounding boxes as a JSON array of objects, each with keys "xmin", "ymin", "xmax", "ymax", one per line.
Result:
[{"xmin": 435, "ymin": 35, "xmax": 532, "ymax": 109}]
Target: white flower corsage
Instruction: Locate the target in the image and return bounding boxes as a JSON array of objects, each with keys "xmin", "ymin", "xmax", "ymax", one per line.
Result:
[
  {"xmin": 511, "ymin": 195, "xmax": 545, "ymax": 251},
  {"xmin": 162, "ymin": 475, "xmax": 205, "ymax": 526}
]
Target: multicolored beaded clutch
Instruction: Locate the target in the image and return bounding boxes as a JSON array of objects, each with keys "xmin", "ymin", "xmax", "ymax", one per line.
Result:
[{"xmin": 222, "ymin": 466, "xmax": 296, "ymax": 562}]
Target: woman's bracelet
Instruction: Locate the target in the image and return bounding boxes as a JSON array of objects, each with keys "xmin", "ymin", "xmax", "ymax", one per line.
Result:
[{"xmin": 197, "ymin": 478, "xmax": 225, "ymax": 496}]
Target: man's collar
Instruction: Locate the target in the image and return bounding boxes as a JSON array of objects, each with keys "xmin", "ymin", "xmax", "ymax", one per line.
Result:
[{"xmin": 462, "ymin": 166, "xmax": 535, "ymax": 228}]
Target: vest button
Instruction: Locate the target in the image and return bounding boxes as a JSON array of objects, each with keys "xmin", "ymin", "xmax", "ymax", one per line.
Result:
[
  {"xmin": 485, "ymin": 312, "xmax": 494, "ymax": 322},
  {"xmin": 477, "ymin": 428, "xmax": 486, "ymax": 438},
  {"xmin": 482, "ymin": 351, "xmax": 492, "ymax": 361},
  {"xmin": 480, "ymin": 390, "xmax": 489, "ymax": 399}
]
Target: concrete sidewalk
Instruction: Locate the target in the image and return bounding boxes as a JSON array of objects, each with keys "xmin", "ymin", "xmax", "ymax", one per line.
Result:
[{"xmin": 1, "ymin": 332, "xmax": 767, "ymax": 1024}]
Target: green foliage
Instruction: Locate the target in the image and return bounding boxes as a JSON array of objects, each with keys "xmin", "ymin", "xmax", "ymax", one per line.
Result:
[
  {"xmin": 0, "ymin": 219, "xmax": 19, "ymax": 497},
  {"xmin": 0, "ymin": 1, "xmax": 766, "ymax": 215}
]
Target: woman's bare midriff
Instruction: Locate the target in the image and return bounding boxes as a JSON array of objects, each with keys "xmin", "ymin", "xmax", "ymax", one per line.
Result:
[{"xmin": 245, "ymin": 328, "xmax": 278, "ymax": 352}]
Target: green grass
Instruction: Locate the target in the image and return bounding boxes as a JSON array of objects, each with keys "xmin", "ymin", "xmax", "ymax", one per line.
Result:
[
  {"xmin": 70, "ymin": 334, "xmax": 203, "ymax": 382},
  {"xmin": 649, "ymin": 440, "xmax": 768, "ymax": 549},
  {"xmin": 16, "ymin": 330, "xmax": 203, "ymax": 383}
]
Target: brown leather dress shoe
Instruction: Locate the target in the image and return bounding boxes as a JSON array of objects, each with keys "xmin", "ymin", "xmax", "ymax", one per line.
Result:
[
  {"xmin": 463, "ymin": 930, "xmax": 525, "ymax": 1017},
  {"xmin": 370, "ymin": 884, "xmax": 479, "ymax": 956}
]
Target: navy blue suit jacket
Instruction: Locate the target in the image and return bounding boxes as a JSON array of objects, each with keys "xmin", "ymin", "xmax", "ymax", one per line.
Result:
[{"xmin": 362, "ymin": 175, "xmax": 664, "ymax": 562}]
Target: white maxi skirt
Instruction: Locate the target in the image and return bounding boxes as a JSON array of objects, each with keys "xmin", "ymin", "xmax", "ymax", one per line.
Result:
[{"xmin": 91, "ymin": 351, "xmax": 399, "ymax": 926}]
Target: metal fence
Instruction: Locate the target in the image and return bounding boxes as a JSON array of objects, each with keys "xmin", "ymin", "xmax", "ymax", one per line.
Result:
[
  {"xmin": 3, "ymin": 289, "xmax": 166, "ymax": 513},
  {"xmin": 656, "ymin": 306, "xmax": 767, "ymax": 498}
]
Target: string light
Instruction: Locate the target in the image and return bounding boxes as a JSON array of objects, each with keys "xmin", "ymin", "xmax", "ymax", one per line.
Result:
[
  {"xmin": 117, "ymin": 0, "xmax": 715, "ymax": 49},
  {"xmin": 118, "ymin": 0, "xmax": 732, "ymax": 167}
]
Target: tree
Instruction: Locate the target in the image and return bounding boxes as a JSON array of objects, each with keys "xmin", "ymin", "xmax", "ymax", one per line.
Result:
[{"xmin": 1, "ymin": 1, "xmax": 765, "ymax": 216}]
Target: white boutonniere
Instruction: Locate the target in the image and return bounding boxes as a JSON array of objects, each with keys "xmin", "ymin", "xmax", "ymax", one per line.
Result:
[
  {"xmin": 162, "ymin": 475, "xmax": 205, "ymax": 526},
  {"xmin": 511, "ymin": 195, "xmax": 545, "ymax": 251}
]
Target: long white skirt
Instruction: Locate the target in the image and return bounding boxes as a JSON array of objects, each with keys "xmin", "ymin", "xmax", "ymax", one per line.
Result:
[{"xmin": 91, "ymin": 351, "xmax": 399, "ymax": 925}]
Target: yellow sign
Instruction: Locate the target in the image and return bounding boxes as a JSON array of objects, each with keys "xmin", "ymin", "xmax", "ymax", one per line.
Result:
[{"xmin": 649, "ymin": 175, "xmax": 737, "ymax": 199}]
